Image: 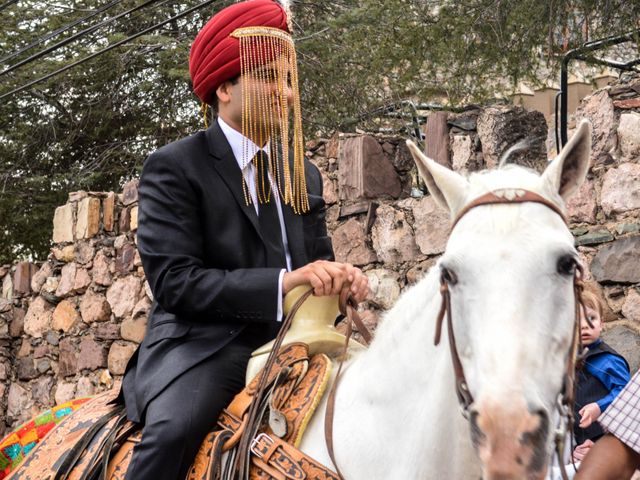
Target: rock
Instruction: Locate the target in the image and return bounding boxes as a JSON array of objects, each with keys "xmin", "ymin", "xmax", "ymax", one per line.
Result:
[
  {"xmin": 119, "ymin": 207, "xmax": 131, "ymax": 233},
  {"xmin": 52, "ymin": 203, "xmax": 75, "ymax": 243},
  {"xmin": 80, "ymin": 290, "xmax": 111, "ymax": 323},
  {"xmin": 450, "ymin": 134, "xmax": 475, "ymax": 172},
  {"xmin": 115, "ymin": 243, "xmax": 136, "ymax": 274},
  {"xmin": 92, "ymin": 252, "xmax": 113, "ymax": 287},
  {"xmin": 616, "ymin": 223, "xmax": 640, "ymax": 235},
  {"xmin": 17, "ymin": 340, "xmax": 31, "ymax": 357},
  {"xmin": 132, "ymin": 296, "xmax": 151, "ymax": 318},
  {"xmin": 477, "ymin": 106, "xmax": 547, "ymax": 171},
  {"xmin": 114, "ymin": 235, "xmax": 128, "ymax": 250},
  {"xmin": 94, "ymin": 322, "xmax": 120, "ymax": 340},
  {"xmin": 103, "ymin": 192, "xmax": 115, "ymax": 232},
  {"xmin": 144, "ymin": 281, "xmax": 153, "ymax": 301},
  {"xmin": 31, "ymin": 376, "xmax": 53, "ymax": 405},
  {"xmin": 76, "ymin": 376, "xmax": 96, "ymax": 397},
  {"xmin": 41, "ymin": 276, "xmax": 59, "ymax": 296},
  {"xmin": 406, "ymin": 258, "xmax": 437, "ymax": 284},
  {"xmin": 122, "ymin": 180, "xmax": 139, "ymax": 206},
  {"xmin": 321, "ymin": 172, "xmax": 338, "ymax": 205},
  {"xmin": 77, "ymin": 337, "xmax": 107, "ymax": 371},
  {"xmin": 332, "ymin": 218, "xmax": 377, "ymax": 266},
  {"xmin": 130, "ymin": 206, "xmax": 138, "ymax": 231},
  {"xmin": 2, "ymin": 273, "xmax": 12, "ymax": 300},
  {"xmin": 16, "ymin": 358, "xmax": 38, "ymax": 380},
  {"xmin": 120, "ymin": 316, "xmax": 147, "ymax": 343},
  {"xmin": 75, "ymin": 197, "xmax": 101, "ymax": 239},
  {"xmin": 58, "ymin": 338, "xmax": 77, "ymax": 377},
  {"xmin": 75, "ymin": 242, "xmax": 95, "ymax": 265},
  {"xmin": 591, "ymin": 236, "xmax": 640, "ymax": 283},
  {"xmin": 371, "ymin": 205, "xmax": 420, "ymax": 264},
  {"xmin": 326, "ymin": 132, "xmax": 340, "ymax": 158},
  {"xmin": 0, "ymin": 362, "xmax": 6, "ymax": 380},
  {"xmin": 574, "ymin": 230, "xmax": 614, "ymax": 246},
  {"xmin": 622, "ymin": 288, "xmax": 640, "ymax": 323},
  {"xmin": 45, "ymin": 330, "xmax": 60, "ymax": 346},
  {"xmin": 618, "ymin": 112, "xmax": 640, "ymax": 160},
  {"xmin": 602, "ymin": 324, "xmax": 640, "ymax": 374},
  {"xmin": 73, "ymin": 267, "xmax": 91, "ymax": 292},
  {"xmin": 108, "ymin": 342, "xmax": 138, "ymax": 375},
  {"xmin": 33, "ymin": 344, "xmax": 52, "ymax": 358},
  {"xmin": 601, "ymin": 163, "xmax": 640, "ymax": 216},
  {"xmin": 55, "ymin": 263, "xmax": 77, "ymax": 297},
  {"xmin": 35, "ymin": 358, "xmax": 51, "ymax": 374},
  {"xmin": 31, "ymin": 262, "xmax": 53, "ymax": 293},
  {"xmin": 68, "ymin": 191, "xmax": 88, "ymax": 202},
  {"xmin": 338, "ymin": 136, "xmax": 402, "ymax": 200},
  {"xmin": 24, "ymin": 297, "xmax": 54, "ymax": 338},
  {"xmin": 412, "ymin": 196, "xmax": 450, "ymax": 255},
  {"xmin": 366, "ymin": 269, "xmax": 401, "ymax": 310},
  {"xmin": 7, "ymin": 383, "xmax": 31, "ymax": 420},
  {"xmin": 52, "ymin": 299, "xmax": 80, "ymax": 332},
  {"xmin": 575, "ymin": 90, "xmax": 617, "ymax": 165},
  {"xmin": 613, "ymin": 98, "xmax": 640, "ymax": 109},
  {"xmin": 54, "ymin": 381, "xmax": 77, "ymax": 405},
  {"xmin": 9, "ymin": 307, "xmax": 25, "ymax": 337},
  {"xmin": 13, "ymin": 262, "xmax": 33, "ymax": 296},
  {"xmin": 566, "ymin": 178, "xmax": 597, "ymax": 224},
  {"xmin": 106, "ymin": 276, "xmax": 142, "ymax": 319},
  {"xmin": 52, "ymin": 245, "xmax": 75, "ymax": 262}
]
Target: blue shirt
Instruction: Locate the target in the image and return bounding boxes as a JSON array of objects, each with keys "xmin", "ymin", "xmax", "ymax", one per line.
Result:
[{"xmin": 584, "ymin": 339, "xmax": 631, "ymax": 411}]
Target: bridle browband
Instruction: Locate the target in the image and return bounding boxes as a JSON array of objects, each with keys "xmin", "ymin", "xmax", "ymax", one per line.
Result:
[{"xmin": 435, "ymin": 188, "xmax": 587, "ymax": 480}]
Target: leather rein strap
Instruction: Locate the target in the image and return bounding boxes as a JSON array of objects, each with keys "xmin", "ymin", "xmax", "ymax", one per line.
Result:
[{"xmin": 324, "ymin": 291, "xmax": 372, "ymax": 480}]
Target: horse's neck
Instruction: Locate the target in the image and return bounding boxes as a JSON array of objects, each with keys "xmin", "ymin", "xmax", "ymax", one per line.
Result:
[{"xmin": 302, "ymin": 269, "xmax": 480, "ymax": 479}]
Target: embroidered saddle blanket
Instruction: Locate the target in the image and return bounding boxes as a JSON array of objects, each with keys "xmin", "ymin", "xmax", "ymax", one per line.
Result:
[{"xmin": 2, "ymin": 343, "xmax": 338, "ymax": 480}]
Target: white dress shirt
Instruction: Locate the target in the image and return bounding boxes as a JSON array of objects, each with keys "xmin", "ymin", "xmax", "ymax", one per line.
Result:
[{"xmin": 217, "ymin": 117, "xmax": 291, "ymax": 321}]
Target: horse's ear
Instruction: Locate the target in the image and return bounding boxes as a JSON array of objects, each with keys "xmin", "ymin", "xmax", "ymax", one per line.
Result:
[
  {"xmin": 541, "ymin": 120, "xmax": 591, "ymax": 200},
  {"xmin": 406, "ymin": 139, "xmax": 469, "ymax": 216}
]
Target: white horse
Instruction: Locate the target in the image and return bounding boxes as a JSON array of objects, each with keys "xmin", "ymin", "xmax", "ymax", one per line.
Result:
[{"xmin": 297, "ymin": 121, "xmax": 592, "ymax": 480}]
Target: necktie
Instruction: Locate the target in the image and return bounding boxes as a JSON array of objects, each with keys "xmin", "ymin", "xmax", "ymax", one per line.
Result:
[{"xmin": 253, "ymin": 151, "xmax": 287, "ymax": 268}]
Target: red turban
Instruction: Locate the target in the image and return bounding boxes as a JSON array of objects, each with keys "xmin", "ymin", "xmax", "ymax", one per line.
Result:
[{"xmin": 189, "ymin": 0, "xmax": 290, "ymax": 105}]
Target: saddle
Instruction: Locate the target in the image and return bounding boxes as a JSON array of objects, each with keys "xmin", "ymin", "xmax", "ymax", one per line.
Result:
[{"xmin": 3, "ymin": 343, "xmax": 340, "ymax": 480}]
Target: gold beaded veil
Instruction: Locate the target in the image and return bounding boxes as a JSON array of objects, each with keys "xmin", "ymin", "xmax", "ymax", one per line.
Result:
[{"xmin": 230, "ymin": 26, "xmax": 308, "ymax": 214}]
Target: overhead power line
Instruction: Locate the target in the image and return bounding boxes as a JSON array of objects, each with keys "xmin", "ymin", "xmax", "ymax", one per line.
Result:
[
  {"xmin": 0, "ymin": 0, "xmax": 222, "ymax": 101},
  {"xmin": 0, "ymin": 0, "xmax": 18, "ymax": 12},
  {"xmin": 0, "ymin": 0, "xmax": 161, "ymax": 76},
  {"xmin": 0, "ymin": 0, "xmax": 124, "ymax": 64}
]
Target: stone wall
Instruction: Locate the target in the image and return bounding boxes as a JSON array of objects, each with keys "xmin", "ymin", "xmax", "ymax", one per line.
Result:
[{"xmin": 1, "ymin": 75, "xmax": 640, "ymax": 437}]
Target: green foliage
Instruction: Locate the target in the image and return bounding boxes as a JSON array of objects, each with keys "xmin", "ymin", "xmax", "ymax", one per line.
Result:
[{"xmin": 0, "ymin": 0, "xmax": 638, "ymax": 263}]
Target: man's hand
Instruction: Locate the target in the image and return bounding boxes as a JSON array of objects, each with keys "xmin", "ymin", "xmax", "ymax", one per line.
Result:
[
  {"xmin": 572, "ymin": 439, "xmax": 594, "ymax": 462},
  {"xmin": 283, "ymin": 260, "xmax": 369, "ymax": 302},
  {"xmin": 579, "ymin": 402, "xmax": 601, "ymax": 429}
]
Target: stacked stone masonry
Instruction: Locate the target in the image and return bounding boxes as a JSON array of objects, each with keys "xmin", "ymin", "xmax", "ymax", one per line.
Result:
[{"xmin": 1, "ymin": 75, "xmax": 640, "ymax": 436}]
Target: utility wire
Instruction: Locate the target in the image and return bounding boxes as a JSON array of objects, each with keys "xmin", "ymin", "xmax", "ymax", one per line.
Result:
[
  {"xmin": 0, "ymin": 0, "xmax": 124, "ymax": 64},
  {"xmin": 0, "ymin": 0, "xmax": 18, "ymax": 12},
  {"xmin": 0, "ymin": 0, "xmax": 222, "ymax": 101},
  {"xmin": 1, "ymin": 0, "xmax": 161, "ymax": 76}
]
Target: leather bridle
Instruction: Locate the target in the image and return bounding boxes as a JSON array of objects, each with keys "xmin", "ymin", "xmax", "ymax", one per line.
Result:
[{"xmin": 435, "ymin": 188, "xmax": 589, "ymax": 480}]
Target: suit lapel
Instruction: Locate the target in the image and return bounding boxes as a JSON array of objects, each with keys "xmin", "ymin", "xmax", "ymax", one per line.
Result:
[{"xmin": 206, "ymin": 122, "xmax": 261, "ymax": 237}]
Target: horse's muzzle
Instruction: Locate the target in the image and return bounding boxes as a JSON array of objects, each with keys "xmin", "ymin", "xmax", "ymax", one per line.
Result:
[{"xmin": 470, "ymin": 398, "xmax": 550, "ymax": 480}]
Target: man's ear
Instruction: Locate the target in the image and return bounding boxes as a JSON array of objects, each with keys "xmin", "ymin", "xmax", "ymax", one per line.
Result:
[{"xmin": 216, "ymin": 81, "xmax": 233, "ymax": 105}]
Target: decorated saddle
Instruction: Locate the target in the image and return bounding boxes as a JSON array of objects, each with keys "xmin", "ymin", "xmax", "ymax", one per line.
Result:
[{"xmin": 1, "ymin": 343, "xmax": 339, "ymax": 480}]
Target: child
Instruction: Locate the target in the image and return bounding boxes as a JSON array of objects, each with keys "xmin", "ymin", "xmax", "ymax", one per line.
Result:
[{"xmin": 573, "ymin": 289, "xmax": 631, "ymax": 457}]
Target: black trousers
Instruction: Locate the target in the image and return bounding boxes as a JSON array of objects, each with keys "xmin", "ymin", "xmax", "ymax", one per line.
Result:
[{"xmin": 124, "ymin": 331, "xmax": 263, "ymax": 480}]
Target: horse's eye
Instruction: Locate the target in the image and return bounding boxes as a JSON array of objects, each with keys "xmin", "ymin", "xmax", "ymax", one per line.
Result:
[
  {"xmin": 440, "ymin": 266, "xmax": 458, "ymax": 285},
  {"xmin": 557, "ymin": 254, "xmax": 577, "ymax": 276}
]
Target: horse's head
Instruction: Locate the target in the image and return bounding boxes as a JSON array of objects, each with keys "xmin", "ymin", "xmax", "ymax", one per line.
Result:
[{"xmin": 407, "ymin": 121, "xmax": 591, "ymax": 480}]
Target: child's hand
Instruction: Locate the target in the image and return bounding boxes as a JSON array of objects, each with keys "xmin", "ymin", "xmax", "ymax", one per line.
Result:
[
  {"xmin": 572, "ymin": 439, "xmax": 594, "ymax": 461},
  {"xmin": 578, "ymin": 402, "xmax": 601, "ymax": 428}
]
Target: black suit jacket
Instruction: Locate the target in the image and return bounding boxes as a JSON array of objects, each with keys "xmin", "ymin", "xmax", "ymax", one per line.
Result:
[{"xmin": 122, "ymin": 121, "xmax": 333, "ymax": 422}]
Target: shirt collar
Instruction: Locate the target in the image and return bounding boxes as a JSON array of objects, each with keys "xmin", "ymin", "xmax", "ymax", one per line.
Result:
[{"xmin": 217, "ymin": 116, "xmax": 270, "ymax": 170}]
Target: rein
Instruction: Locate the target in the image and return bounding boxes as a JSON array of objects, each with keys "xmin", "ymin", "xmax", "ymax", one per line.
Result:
[{"xmin": 435, "ymin": 188, "xmax": 589, "ymax": 480}]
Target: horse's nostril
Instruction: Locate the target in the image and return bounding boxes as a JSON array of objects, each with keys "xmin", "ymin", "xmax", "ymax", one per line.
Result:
[
  {"xmin": 469, "ymin": 408, "xmax": 485, "ymax": 447},
  {"xmin": 519, "ymin": 408, "xmax": 550, "ymax": 473}
]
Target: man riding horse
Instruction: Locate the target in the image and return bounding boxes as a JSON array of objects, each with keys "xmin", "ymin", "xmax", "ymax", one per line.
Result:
[{"xmin": 120, "ymin": 2, "xmax": 368, "ymax": 478}]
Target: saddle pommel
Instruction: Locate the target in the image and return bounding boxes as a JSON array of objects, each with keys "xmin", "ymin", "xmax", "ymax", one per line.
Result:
[{"xmin": 245, "ymin": 286, "xmax": 364, "ymax": 384}]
